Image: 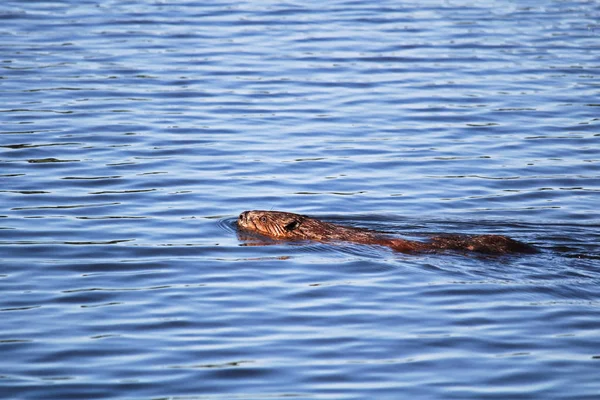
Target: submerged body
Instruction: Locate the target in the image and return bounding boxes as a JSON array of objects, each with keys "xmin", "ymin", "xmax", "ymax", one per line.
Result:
[{"xmin": 238, "ymin": 210, "xmax": 536, "ymax": 255}]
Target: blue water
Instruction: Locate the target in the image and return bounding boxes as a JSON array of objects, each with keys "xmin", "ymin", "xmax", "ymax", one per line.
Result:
[{"xmin": 1, "ymin": 1, "xmax": 599, "ymax": 399}]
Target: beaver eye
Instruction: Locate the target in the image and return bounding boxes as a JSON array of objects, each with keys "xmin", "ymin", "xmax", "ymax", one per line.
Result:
[{"xmin": 260, "ymin": 216, "xmax": 267, "ymax": 223}]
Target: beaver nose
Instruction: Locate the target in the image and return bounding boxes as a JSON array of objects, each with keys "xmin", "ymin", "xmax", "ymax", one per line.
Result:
[{"xmin": 239, "ymin": 211, "xmax": 248, "ymax": 223}]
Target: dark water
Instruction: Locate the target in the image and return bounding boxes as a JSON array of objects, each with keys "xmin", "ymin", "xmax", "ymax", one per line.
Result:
[{"xmin": 1, "ymin": 0, "xmax": 600, "ymax": 399}]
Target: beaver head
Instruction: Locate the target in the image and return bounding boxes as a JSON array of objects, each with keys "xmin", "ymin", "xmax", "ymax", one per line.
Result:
[{"xmin": 238, "ymin": 210, "xmax": 308, "ymax": 239}]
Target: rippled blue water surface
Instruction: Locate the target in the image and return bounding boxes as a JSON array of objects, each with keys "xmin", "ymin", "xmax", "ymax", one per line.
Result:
[{"xmin": 2, "ymin": 0, "xmax": 600, "ymax": 399}]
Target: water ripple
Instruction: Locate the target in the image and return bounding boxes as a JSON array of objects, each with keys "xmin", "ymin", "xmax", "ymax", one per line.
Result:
[{"xmin": 1, "ymin": 1, "xmax": 600, "ymax": 399}]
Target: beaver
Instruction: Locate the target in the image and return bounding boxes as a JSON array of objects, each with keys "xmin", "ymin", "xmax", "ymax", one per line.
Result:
[{"xmin": 237, "ymin": 210, "xmax": 536, "ymax": 255}]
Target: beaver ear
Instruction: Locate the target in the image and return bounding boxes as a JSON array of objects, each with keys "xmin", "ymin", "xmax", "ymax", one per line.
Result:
[{"xmin": 284, "ymin": 220, "xmax": 301, "ymax": 232}]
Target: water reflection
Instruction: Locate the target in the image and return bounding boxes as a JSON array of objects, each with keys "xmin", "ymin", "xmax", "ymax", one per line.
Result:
[{"xmin": 1, "ymin": 0, "xmax": 599, "ymax": 399}]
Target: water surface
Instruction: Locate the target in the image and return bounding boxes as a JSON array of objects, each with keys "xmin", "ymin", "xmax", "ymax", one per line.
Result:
[{"xmin": 1, "ymin": 1, "xmax": 599, "ymax": 399}]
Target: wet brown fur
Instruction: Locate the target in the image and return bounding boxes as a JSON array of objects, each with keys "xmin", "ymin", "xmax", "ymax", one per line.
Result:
[{"xmin": 238, "ymin": 210, "xmax": 536, "ymax": 255}]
